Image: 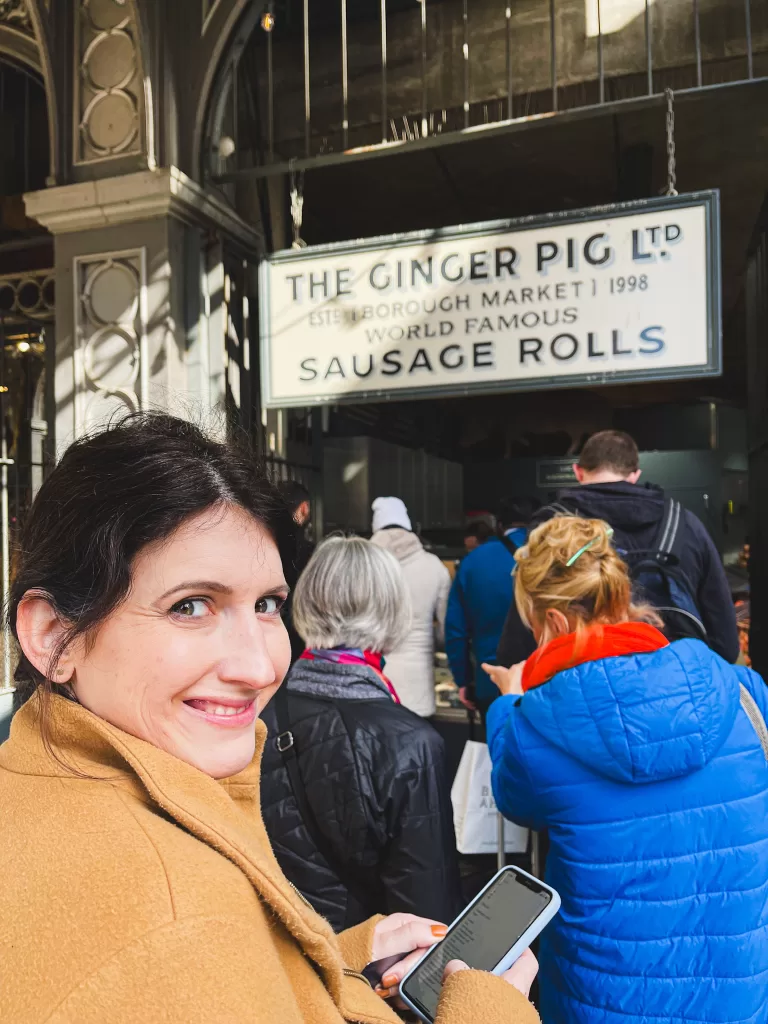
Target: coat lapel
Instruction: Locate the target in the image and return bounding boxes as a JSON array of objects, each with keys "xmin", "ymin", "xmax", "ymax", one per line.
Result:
[{"xmin": 3, "ymin": 696, "xmax": 349, "ymax": 1006}]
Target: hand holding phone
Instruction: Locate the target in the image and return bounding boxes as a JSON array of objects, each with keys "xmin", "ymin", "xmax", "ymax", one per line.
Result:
[
  {"xmin": 368, "ymin": 914, "xmax": 449, "ymax": 1000},
  {"xmin": 398, "ymin": 866, "xmax": 560, "ymax": 1023},
  {"xmin": 444, "ymin": 946, "xmax": 539, "ymax": 996}
]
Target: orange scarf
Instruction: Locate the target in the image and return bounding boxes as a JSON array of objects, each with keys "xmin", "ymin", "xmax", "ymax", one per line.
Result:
[{"xmin": 522, "ymin": 622, "xmax": 669, "ymax": 693}]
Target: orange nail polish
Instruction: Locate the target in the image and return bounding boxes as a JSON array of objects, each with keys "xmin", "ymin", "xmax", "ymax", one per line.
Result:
[
  {"xmin": 432, "ymin": 924, "xmax": 448, "ymax": 938},
  {"xmin": 381, "ymin": 973, "xmax": 398, "ymax": 988}
]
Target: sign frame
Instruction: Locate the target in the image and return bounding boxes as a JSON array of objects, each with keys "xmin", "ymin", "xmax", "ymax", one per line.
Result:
[{"xmin": 259, "ymin": 190, "xmax": 721, "ymax": 408}]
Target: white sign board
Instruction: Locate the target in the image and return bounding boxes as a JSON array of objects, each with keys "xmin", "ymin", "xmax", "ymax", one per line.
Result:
[{"xmin": 259, "ymin": 192, "xmax": 720, "ymax": 408}]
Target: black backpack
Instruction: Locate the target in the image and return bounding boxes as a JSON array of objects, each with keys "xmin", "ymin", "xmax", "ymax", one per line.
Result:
[
  {"xmin": 544, "ymin": 499, "xmax": 707, "ymax": 644},
  {"xmin": 619, "ymin": 498, "xmax": 707, "ymax": 644}
]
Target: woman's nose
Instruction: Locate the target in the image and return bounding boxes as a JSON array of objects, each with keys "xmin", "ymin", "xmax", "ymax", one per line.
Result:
[{"xmin": 217, "ymin": 618, "xmax": 278, "ymax": 688}]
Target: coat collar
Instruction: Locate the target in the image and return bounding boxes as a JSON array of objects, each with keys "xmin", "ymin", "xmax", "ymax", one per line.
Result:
[{"xmin": 0, "ymin": 693, "xmax": 350, "ymax": 1006}]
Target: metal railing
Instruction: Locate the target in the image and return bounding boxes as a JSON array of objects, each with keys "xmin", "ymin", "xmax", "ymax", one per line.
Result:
[{"xmin": 212, "ymin": 0, "xmax": 765, "ymax": 184}]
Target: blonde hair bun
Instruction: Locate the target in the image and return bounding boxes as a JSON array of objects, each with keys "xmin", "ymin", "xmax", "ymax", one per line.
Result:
[{"xmin": 515, "ymin": 515, "xmax": 660, "ymax": 632}]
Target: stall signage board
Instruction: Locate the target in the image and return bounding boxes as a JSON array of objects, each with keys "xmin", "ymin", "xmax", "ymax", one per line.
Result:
[
  {"xmin": 537, "ymin": 459, "xmax": 579, "ymax": 488},
  {"xmin": 259, "ymin": 191, "xmax": 721, "ymax": 408}
]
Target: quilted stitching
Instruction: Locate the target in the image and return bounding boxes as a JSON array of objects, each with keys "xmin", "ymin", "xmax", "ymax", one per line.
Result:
[{"xmin": 489, "ymin": 641, "xmax": 768, "ymax": 1023}]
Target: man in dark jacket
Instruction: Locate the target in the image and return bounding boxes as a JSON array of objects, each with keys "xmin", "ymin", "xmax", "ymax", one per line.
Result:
[{"xmin": 496, "ymin": 430, "xmax": 739, "ymax": 665}]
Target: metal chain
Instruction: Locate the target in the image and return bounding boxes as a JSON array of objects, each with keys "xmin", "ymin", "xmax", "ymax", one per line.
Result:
[
  {"xmin": 289, "ymin": 160, "xmax": 307, "ymax": 249},
  {"xmin": 665, "ymin": 88, "xmax": 678, "ymax": 197}
]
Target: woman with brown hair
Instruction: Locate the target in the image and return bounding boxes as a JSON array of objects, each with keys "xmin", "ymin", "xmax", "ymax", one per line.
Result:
[
  {"xmin": 0, "ymin": 413, "xmax": 540, "ymax": 1024},
  {"xmin": 484, "ymin": 515, "xmax": 768, "ymax": 1024}
]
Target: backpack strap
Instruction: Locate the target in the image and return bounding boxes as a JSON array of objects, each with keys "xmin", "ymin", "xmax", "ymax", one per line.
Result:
[
  {"xmin": 273, "ymin": 687, "xmax": 373, "ymax": 909},
  {"xmin": 536, "ymin": 501, "xmax": 573, "ymax": 526},
  {"xmin": 739, "ymin": 683, "xmax": 768, "ymax": 761},
  {"xmin": 545, "ymin": 502, "xmax": 572, "ymax": 518},
  {"xmin": 655, "ymin": 498, "xmax": 682, "ymax": 556},
  {"xmin": 499, "ymin": 533, "xmax": 519, "ymax": 557}
]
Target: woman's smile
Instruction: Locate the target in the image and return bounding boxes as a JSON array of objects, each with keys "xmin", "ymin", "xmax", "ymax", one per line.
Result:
[{"xmin": 182, "ymin": 696, "xmax": 257, "ymax": 727}]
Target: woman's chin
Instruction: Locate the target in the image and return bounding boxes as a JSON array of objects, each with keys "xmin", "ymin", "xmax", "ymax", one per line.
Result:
[{"xmin": 177, "ymin": 735, "xmax": 257, "ymax": 780}]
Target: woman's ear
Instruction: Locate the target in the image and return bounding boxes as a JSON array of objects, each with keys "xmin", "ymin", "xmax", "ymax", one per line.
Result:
[
  {"xmin": 15, "ymin": 593, "xmax": 73, "ymax": 682},
  {"xmin": 544, "ymin": 607, "xmax": 571, "ymax": 639}
]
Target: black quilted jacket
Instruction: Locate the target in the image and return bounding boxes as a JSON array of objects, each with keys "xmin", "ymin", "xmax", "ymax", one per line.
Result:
[{"xmin": 260, "ymin": 658, "xmax": 463, "ymax": 932}]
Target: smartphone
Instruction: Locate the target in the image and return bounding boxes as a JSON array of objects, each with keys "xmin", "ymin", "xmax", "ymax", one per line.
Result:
[
  {"xmin": 361, "ymin": 952, "xmax": 410, "ymax": 988},
  {"xmin": 399, "ymin": 866, "xmax": 560, "ymax": 1023}
]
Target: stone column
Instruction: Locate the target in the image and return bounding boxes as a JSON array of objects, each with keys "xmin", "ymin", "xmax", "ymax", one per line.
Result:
[{"xmin": 24, "ymin": 166, "xmax": 261, "ymax": 453}]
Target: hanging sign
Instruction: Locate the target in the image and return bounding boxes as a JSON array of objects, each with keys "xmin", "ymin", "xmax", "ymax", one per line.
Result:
[{"xmin": 259, "ymin": 191, "xmax": 721, "ymax": 408}]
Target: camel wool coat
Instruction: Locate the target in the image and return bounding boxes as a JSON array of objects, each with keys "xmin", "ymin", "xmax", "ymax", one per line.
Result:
[{"xmin": 0, "ymin": 693, "xmax": 540, "ymax": 1024}]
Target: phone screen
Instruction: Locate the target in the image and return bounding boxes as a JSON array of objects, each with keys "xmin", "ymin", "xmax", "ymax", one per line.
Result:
[{"xmin": 401, "ymin": 868, "xmax": 552, "ymax": 1021}]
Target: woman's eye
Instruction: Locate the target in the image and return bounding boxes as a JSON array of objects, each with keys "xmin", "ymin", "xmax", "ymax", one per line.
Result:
[
  {"xmin": 171, "ymin": 598, "xmax": 210, "ymax": 619},
  {"xmin": 256, "ymin": 595, "xmax": 284, "ymax": 615}
]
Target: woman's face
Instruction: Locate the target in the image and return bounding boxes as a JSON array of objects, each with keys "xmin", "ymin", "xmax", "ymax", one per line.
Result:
[{"xmin": 67, "ymin": 506, "xmax": 291, "ymax": 779}]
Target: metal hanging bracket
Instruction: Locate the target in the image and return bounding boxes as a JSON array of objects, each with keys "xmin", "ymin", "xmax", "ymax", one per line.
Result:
[
  {"xmin": 665, "ymin": 88, "xmax": 678, "ymax": 197},
  {"xmin": 289, "ymin": 160, "xmax": 307, "ymax": 249}
]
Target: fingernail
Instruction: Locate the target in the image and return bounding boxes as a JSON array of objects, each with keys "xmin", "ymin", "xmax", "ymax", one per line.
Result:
[
  {"xmin": 432, "ymin": 925, "xmax": 448, "ymax": 938},
  {"xmin": 381, "ymin": 974, "xmax": 398, "ymax": 988}
]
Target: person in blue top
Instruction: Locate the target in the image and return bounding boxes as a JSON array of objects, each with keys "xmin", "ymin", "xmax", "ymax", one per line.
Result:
[
  {"xmin": 483, "ymin": 514, "xmax": 768, "ymax": 1024},
  {"xmin": 445, "ymin": 510, "xmax": 518, "ymax": 715}
]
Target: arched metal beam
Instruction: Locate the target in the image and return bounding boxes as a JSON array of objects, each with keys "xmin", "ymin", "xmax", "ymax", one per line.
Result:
[
  {"xmin": 192, "ymin": 0, "xmax": 262, "ymax": 185},
  {"xmin": 0, "ymin": 26, "xmax": 41, "ymax": 75},
  {"xmin": 129, "ymin": 0, "xmax": 157, "ymax": 169},
  {"xmin": 24, "ymin": 0, "xmax": 59, "ymax": 184}
]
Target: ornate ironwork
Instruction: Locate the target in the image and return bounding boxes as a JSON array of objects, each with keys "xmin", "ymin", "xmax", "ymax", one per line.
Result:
[
  {"xmin": 75, "ymin": 0, "xmax": 143, "ymax": 163},
  {"xmin": 0, "ymin": 269, "xmax": 54, "ymax": 325},
  {"xmin": 0, "ymin": 0, "xmax": 32, "ymax": 36}
]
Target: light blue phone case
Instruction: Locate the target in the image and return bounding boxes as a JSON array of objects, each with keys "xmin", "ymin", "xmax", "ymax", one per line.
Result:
[{"xmin": 398, "ymin": 865, "xmax": 561, "ymax": 1024}]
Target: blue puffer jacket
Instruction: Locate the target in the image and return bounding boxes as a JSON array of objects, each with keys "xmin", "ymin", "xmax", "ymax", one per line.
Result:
[{"xmin": 487, "ymin": 640, "xmax": 768, "ymax": 1024}]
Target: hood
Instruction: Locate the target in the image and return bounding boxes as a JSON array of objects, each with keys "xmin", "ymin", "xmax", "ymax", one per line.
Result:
[
  {"xmin": 286, "ymin": 658, "xmax": 391, "ymax": 701},
  {"xmin": 371, "ymin": 527, "xmax": 424, "ymax": 564},
  {"xmin": 520, "ymin": 639, "xmax": 740, "ymax": 783},
  {"xmin": 555, "ymin": 482, "xmax": 665, "ymax": 538}
]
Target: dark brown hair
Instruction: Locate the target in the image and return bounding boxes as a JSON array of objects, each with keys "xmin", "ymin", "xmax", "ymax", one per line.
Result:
[
  {"xmin": 9, "ymin": 413, "xmax": 297, "ymax": 748},
  {"xmin": 463, "ymin": 519, "xmax": 494, "ymax": 544},
  {"xmin": 578, "ymin": 430, "xmax": 639, "ymax": 477}
]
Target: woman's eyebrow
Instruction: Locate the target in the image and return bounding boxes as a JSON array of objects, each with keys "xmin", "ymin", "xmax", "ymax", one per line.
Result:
[
  {"xmin": 159, "ymin": 580, "xmax": 234, "ymax": 600},
  {"xmin": 159, "ymin": 580, "xmax": 291, "ymax": 601},
  {"xmin": 262, "ymin": 583, "xmax": 291, "ymax": 596}
]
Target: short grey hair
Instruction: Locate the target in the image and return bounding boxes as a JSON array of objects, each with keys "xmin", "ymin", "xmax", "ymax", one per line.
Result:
[{"xmin": 293, "ymin": 535, "xmax": 411, "ymax": 653}]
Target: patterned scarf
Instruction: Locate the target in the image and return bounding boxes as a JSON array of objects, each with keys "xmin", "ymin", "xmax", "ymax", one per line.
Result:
[{"xmin": 299, "ymin": 647, "xmax": 401, "ymax": 703}]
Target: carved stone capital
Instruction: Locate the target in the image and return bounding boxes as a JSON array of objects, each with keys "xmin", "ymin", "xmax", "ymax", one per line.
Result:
[{"xmin": 24, "ymin": 166, "xmax": 262, "ymax": 253}]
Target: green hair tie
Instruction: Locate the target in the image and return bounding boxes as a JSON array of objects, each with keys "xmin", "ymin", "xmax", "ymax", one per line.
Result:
[{"xmin": 566, "ymin": 527, "xmax": 614, "ymax": 567}]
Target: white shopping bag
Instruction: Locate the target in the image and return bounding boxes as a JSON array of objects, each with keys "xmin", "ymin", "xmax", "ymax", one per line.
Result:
[{"xmin": 451, "ymin": 740, "xmax": 529, "ymax": 855}]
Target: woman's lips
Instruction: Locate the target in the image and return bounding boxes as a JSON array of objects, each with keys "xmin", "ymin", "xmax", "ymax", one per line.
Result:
[{"xmin": 182, "ymin": 697, "xmax": 257, "ymax": 728}]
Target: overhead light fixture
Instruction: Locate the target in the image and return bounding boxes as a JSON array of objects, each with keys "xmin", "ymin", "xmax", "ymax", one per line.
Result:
[
  {"xmin": 261, "ymin": 8, "xmax": 275, "ymax": 31},
  {"xmin": 218, "ymin": 135, "xmax": 236, "ymax": 159},
  {"xmin": 0, "ymin": 386, "xmax": 8, "ymax": 393},
  {"xmin": 16, "ymin": 340, "xmax": 30, "ymax": 353}
]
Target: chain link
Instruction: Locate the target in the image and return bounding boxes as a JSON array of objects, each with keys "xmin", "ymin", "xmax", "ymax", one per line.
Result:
[
  {"xmin": 665, "ymin": 88, "xmax": 678, "ymax": 197},
  {"xmin": 289, "ymin": 160, "xmax": 307, "ymax": 249}
]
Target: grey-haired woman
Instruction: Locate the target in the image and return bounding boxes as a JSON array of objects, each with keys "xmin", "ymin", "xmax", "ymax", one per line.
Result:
[{"xmin": 260, "ymin": 535, "xmax": 463, "ymax": 934}]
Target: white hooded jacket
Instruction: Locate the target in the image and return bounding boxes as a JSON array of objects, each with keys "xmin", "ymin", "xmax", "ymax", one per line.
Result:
[{"xmin": 371, "ymin": 528, "xmax": 451, "ymax": 717}]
